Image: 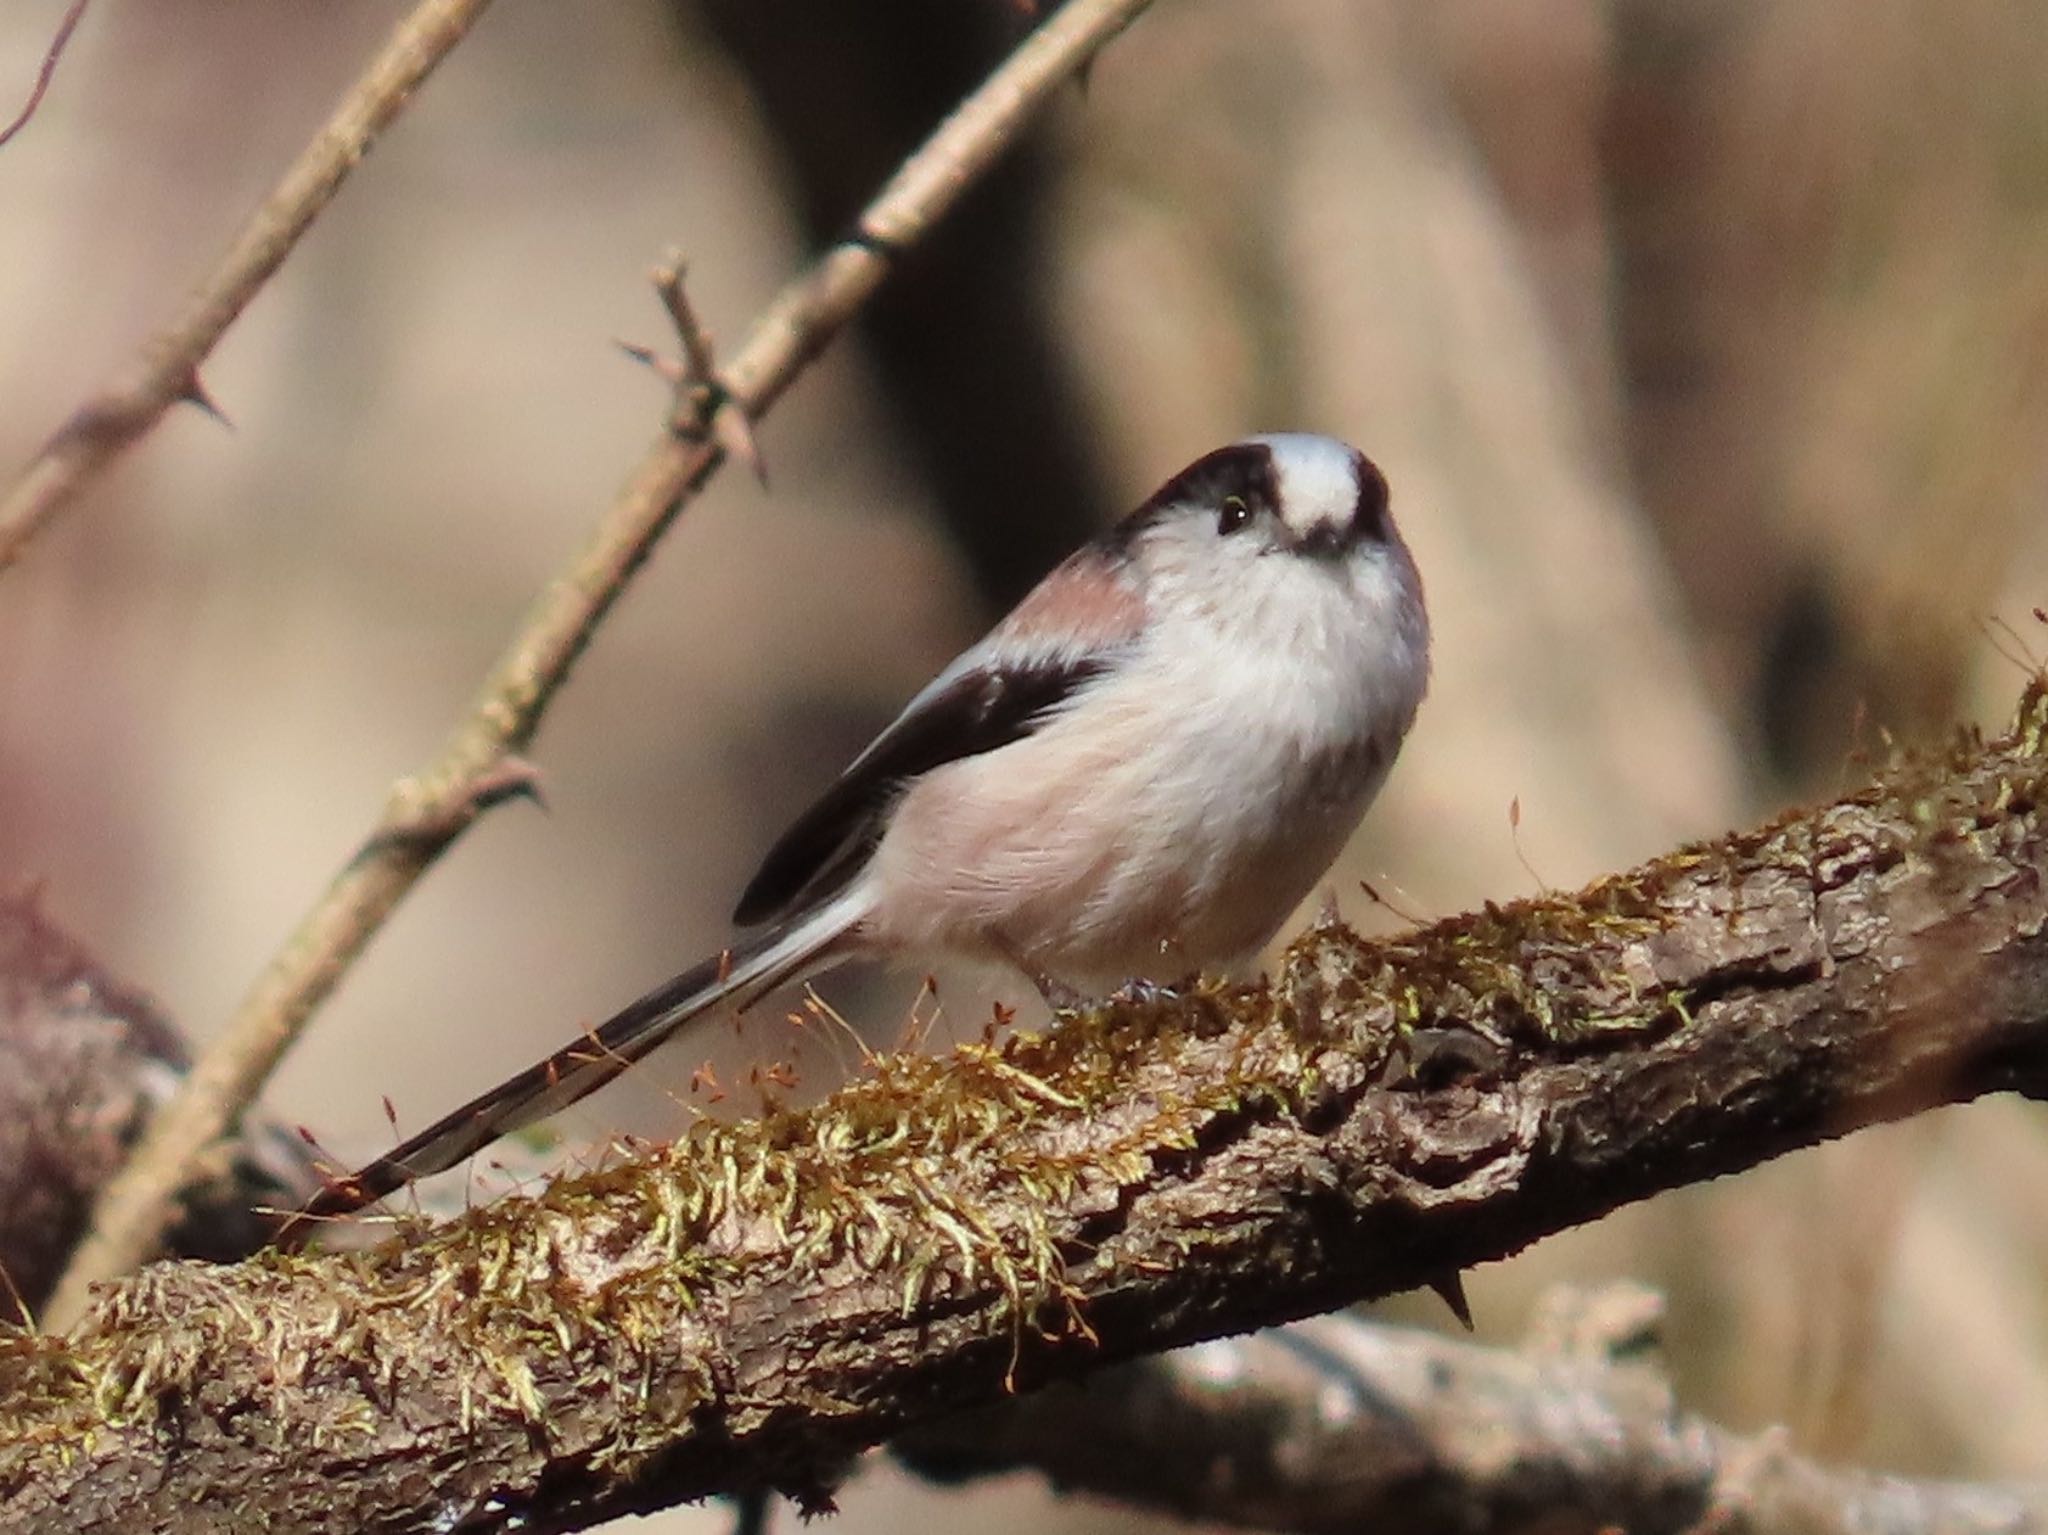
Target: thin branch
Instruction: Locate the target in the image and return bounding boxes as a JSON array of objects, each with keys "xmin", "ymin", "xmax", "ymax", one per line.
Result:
[
  {"xmin": 900, "ymin": 1289, "xmax": 2048, "ymax": 1535},
  {"xmin": 4, "ymin": 686, "xmax": 2046, "ymax": 1533},
  {"xmin": 39, "ymin": 0, "xmax": 1159, "ymax": 1331},
  {"xmin": 617, "ymin": 252, "xmax": 766, "ymax": 482},
  {"xmin": 0, "ymin": 0, "xmax": 496, "ymax": 574},
  {"xmin": 0, "ymin": 0, "xmax": 90, "ymax": 150}
]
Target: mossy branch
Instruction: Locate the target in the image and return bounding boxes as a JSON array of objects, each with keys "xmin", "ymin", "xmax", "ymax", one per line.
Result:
[{"xmin": 4, "ymin": 685, "xmax": 2046, "ymax": 1535}]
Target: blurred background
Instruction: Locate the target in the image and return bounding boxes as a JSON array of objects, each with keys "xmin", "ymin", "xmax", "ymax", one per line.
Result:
[{"xmin": 3, "ymin": 0, "xmax": 2048, "ymax": 1523}]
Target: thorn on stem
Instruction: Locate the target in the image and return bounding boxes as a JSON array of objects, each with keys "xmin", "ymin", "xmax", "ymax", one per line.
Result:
[
  {"xmin": 467, "ymin": 754, "xmax": 549, "ymax": 814},
  {"xmin": 1428, "ymin": 1270, "xmax": 1476, "ymax": 1332},
  {"xmin": 621, "ymin": 252, "xmax": 767, "ymax": 486},
  {"xmin": 371, "ymin": 755, "xmax": 549, "ymax": 850},
  {"xmin": 177, "ymin": 366, "xmax": 233, "ymax": 429},
  {"xmin": 615, "ymin": 339, "xmax": 686, "ymax": 387}
]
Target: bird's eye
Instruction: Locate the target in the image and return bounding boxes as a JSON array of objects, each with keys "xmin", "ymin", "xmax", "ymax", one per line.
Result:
[{"xmin": 1216, "ymin": 495, "xmax": 1253, "ymax": 536}]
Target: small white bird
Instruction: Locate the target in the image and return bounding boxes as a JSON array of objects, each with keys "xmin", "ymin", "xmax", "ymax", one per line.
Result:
[{"xmin": 293, "ymin": 433, "xmax": 1429, "ymax": 1226}]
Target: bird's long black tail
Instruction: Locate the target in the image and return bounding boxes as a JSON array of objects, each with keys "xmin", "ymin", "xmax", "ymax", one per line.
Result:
[{"xmin": 276, "ymin": 889, "xmax": 867, "ymax": 1240}]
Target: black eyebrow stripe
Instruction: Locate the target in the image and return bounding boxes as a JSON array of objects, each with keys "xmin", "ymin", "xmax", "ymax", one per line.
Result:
[
  {"xmin": 1101, "ymin": 440, "xmax": 1278, "ymax": 553},
  {"xmin": 1353, "ymin": 453, "xmax": 1390, "ymax": 540},
  {"xmin": 732, "ymin": 653, "xmax": 1114, "ymax": 926}
]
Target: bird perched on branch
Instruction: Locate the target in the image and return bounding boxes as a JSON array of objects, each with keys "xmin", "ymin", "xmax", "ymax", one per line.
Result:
[{"xmin": 285, "ymin": 432, "xmax": 1430, "ymax": 1233}]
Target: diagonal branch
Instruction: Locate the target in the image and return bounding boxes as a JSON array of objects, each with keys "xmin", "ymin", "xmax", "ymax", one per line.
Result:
[
  {"xmin": 5, "ymin": 683, "xmax": 2045, "ymax": 1535},
  {"xmin": 0, "ymin": 0, "xmax": 497, "ymax": 573},
  {"xmin": 39, "ymin": 0, "xmax": 1160, "ymax": 1332},
  {"xmin": 0, "ymin": 0, "xmax": 92, "ymax": 151}
]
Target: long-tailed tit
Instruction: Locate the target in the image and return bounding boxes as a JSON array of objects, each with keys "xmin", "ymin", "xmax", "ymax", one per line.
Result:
[{"xmin": 291, "ymin": 433, "xmax": 1430, "ymax": 1227}]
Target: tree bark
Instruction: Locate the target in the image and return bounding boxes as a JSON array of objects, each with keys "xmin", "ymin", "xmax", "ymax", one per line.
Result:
[
  {"xmin": 4, "ymin": 685, "xmax": 2045, "ymax": 1535},
  {"xmin": 0, "ymin": 893, "xmax": 320, "ymax": 1314}
]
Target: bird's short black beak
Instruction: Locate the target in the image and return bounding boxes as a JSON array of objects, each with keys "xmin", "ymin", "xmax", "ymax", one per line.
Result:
[{"xmin": 1292, "ymin": 520, "xmax": 1351, "ymax": 559}]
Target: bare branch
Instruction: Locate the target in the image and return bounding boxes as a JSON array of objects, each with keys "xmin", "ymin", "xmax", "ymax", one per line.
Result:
[
  {"xmin": 618, "ymin": 252, "xmax": 766, "ymax": 482},
  {"xmin": 4, "ymin": 685, "xmax": 2045, "ymax": 1533},
  {"xmin": 0, "ymin": 0, "xmax": 495, "ymax": 573},
  {"xmin": 0, "ymin": 0, "xmax": 90, "ymax": 150},
  {"xmin": 39, "ymin": 0, "xmax": 1159, "ymax": 1332},
  {"xmin": 901, "ymin": 1289, "xmax": 2048, "ymax": 1535}
]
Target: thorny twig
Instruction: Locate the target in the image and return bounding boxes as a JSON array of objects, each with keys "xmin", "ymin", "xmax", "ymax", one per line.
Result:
[
  {"xmin": 0, "ymin": 0, "xmax": 496, "ymax": 573},
  {"xmin": 618, "ymin": 252, "xmax": 766, "ymax": 483}
]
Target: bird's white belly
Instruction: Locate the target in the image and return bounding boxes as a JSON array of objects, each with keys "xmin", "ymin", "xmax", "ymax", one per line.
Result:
[{"xmin": 862, "ymin": 672, "xmax": 1391, "ymax": 987}]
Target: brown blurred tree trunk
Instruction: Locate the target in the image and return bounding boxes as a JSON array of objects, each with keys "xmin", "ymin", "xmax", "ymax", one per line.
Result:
[{"xmin": 681, "ymin": 0, "xmax": 1108, "ymax": 610}]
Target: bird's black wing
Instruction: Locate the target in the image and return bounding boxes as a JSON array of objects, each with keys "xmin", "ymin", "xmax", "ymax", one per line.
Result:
[{"xmin": 732, "ymin": 651, "xmax": 1112, "ymax": 927}]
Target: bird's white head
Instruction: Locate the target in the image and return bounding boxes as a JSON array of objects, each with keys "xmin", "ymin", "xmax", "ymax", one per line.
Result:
[
  {"xmin": 1109, "ymin": 432, "xmax": 1404, "ymax": 566},
  {"xmin": 1101, "ymin": 432, "xmax": 1424, "ymax": 669}
]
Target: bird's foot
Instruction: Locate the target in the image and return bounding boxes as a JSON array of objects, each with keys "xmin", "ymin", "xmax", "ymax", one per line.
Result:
[
  {"xmin": 1027, "ymin": 970, "xmax": 1091, "ymax": 1011},
  {"xmin": 1109, "ymin": 976, "xmax": 1181, "ymax": 1007}
]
